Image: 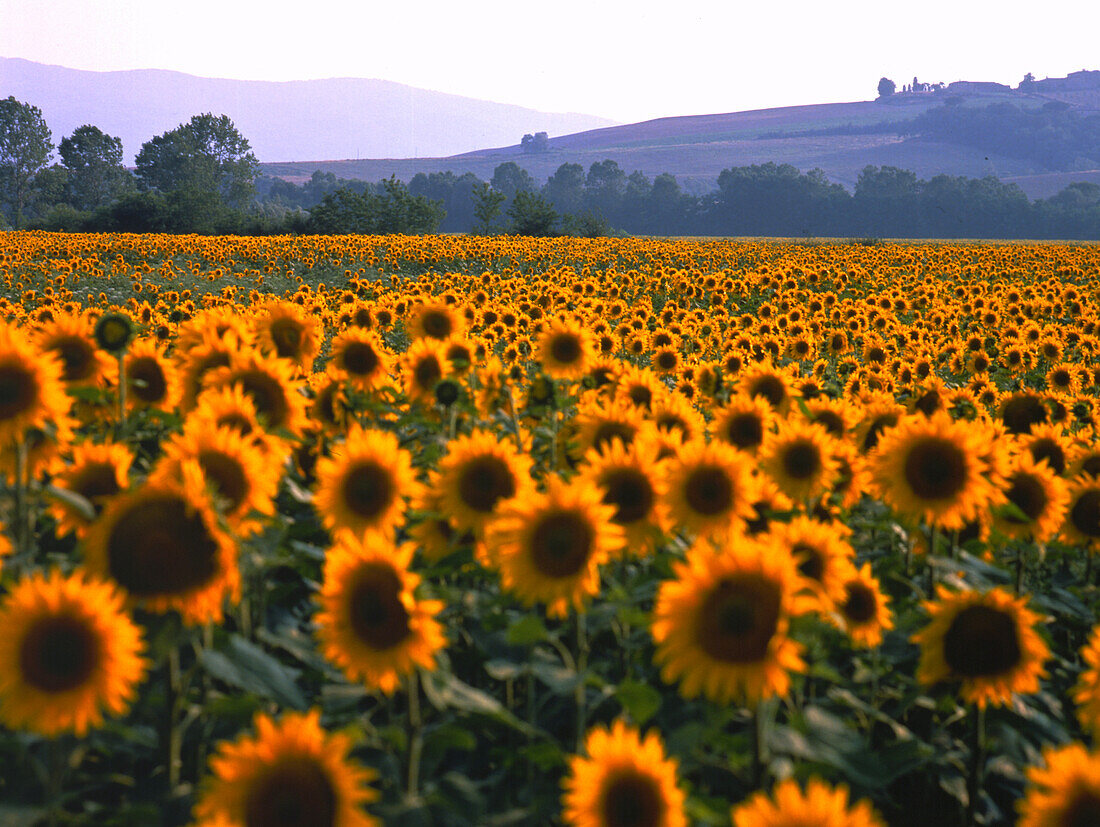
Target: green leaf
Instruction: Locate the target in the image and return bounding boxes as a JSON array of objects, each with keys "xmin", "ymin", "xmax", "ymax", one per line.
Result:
[
  {"xmin": 421, "ymin": 671, "xmax": 540, "ymax": 738},
  {"xmin": 615, "ymin": 679, "xmax": 662, "ymax": 725},
  {"xmin": 505, "ymin": 614, "xmax": 549, "ymax": 645},
  {"xmin": 43, "ymin": 484, "xmax": 95, "ymax": 521},
  {"xmin": 200, "ymin": 633, "xmax": 307, "ymax": 710}
]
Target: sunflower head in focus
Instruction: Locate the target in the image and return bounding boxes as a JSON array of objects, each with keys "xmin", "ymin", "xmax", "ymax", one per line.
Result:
[
  {"xmin": 651, "ymin": 536, "xmax": 807, "ymax": 706},
  {"xmin": 731, "ymin": 777, "xmax": 885, "ymax": 827},
  {"xmin": 328, "ymin": 328, "xmax": 392, "ymax": 391},
  {"xmin": 436, "ymin": 429, "xmax": 534, "ymax": 534},
  {"xmin": 913, "ymin": 585, "xmax": 1049, "ymax": 709},
  {"xmin": 1017, "ymin": 742, "xmax": 1100, "ymax": 827},
  {"xmin": 538, "ymin": 318, "xmax": 596, "ymax": 381},
  {"xmin": 562, "ymin": 720, "xmax": 686, "ymax": 827},
  {"xmin": 195, "ymin": 709, "xmax": 379, "ymax": 827},
  {"xmin": 314, "ymin": 533, "xmax": 444, "ymax": 694},
  {"xmin": 0, "ymin": 569, "xmax": 146, "ymax": 736},
  {"xmin": 664, "ymin": 439, "xmax": 759, "ymax": 541},
  {"xmin": 760, "ymin": 420, "xmax": 840, "ymax": 505}
]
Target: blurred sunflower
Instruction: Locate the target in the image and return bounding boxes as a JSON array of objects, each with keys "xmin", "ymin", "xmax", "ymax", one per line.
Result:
[
  {"xmin": 0, "ymin": 569, "xmax": 146, "ymax": 736},
  {"xmin": 490, "ymin": 477, "xmax": 624, "ymax": 617},
  {"xmin": 1017, "ymin": 742, "xmax": 1100, "ymax": 827},
  {"xmin": 1073, "ymin": 625, "xmax": 1100, "ymax": 736},
  {"xmin": 574, "ymin": 397, "xmax": 648, "ymax": 458},
  {"xmin": 731, "ymin": 777, "xmax": 885, "ymax": 827},
  {"xmin": 769, "ymin": 516, "xmax": 854, "ymax": 610},
  {"xmin": 314, "ymin": 426, "xmax": 422, "ymax": 539},
  {"xmin": 760, "ymin": 420, "xmax": 840, "ymax": 505},
  {"xmin": 402, "ymin": 338, "xmax": 450, "ymax": 405},
  {"xmin": 253, "ymin": 300, "xmax": 322, "ymax": 370},
  {"xmin": 37, "ymin": 312, "xmax": 115, "ymax": 387},
  {"xmin": 913, "ymin": 585, "xmax": 1049, "ymax": 708},
  {"xmin": 738, "ymin": 360, "xmax": 796, "ymax": 414},
  {"xmin": 651, "ymin": 537, "xmax": 807, "ymax": 705},
  {"xmin": 50, "ymin": 440, "xmax": 132, "ymax": 538},
  {"xmin": 408, "ymin": 301, "xmax": 463, "ymax": 341},
  {"xmin": 195, "ymin": 709, "xmax": 379, "ymax": 827},
  {"xmin": 435, "ymin": 429, "xmax": 534, "ymax": 534},
  {"xmin": 993, "ymin": 451, "xmax": 1068, "ymax": 543},
  {"xmin": 562, "ymin": 721, "xmax": 686, "ymax": 827},
  {"xmin": 207, "ymin": 349, "xmax": 309, "ymax": 438},
  {"xmin": 538, "ymin": 318, "xmax": 596, "ymax": 381},
  {"xmin": 665, "ymin": 439, "xmax": 759, "ymax": 540},
  {"xmin": 578, "ymin": 435, "xmax": 670, "ymax": 554},
  {"xmin": 328, "ymin": 328, "xmax": 393, "ymax": 391},
  {"xmin": 832, "ymin": 562, "xmax": 893, "ymax": 648},
  {"xmin": 0, "ymin": 322, "xmax": 70, "ymax": 447},
  {"xmin": 1061, "ymin": 476, "xmax": 1100, "ymax": 545},
  {"xmin": 124, "ymin": 338, "xmax": 180, "ymax": 412},
  {"xmin": 711, "ymin": 395, "xmax": 774, "ymax": 455},
  {"xmin": 314, "ymin": 533, "xmax": 444, "ymax": 694}
]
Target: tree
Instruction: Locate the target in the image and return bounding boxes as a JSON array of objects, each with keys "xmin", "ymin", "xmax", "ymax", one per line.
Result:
[
  {"xmin": 471, "ymin": 182, "xmax": 506, "ymax": 233},
  {"xmin": 506, "ymin": 191, "xmax": 559, "ymax": 236},
  {"xmin": 59, "ymin": 125, "xmax": 131, "ymax": 211},
  {"xmin": 0, "ymin": 96, "xmax": 53, "ymax": 227},
  {"xmin": 520, "ymin": 132, "xmax": 550, "ymax": 153},
  {"xmin": 490, "ymin": 162, "xmax": 536, "ymax": 201},
  {"xmin": 877, "ymin": 77, "xmax": 896, "ymax": 98},
  {"xmin": 135, "ymin": 113, "xmax": 259, "ymax": 208},
  {"xmin": 544, "ymin": 162, "xmax": 585, "ymax": 214}
]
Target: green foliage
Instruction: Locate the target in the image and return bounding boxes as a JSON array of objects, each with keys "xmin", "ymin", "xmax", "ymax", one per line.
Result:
[
  {"xmin": 305, "ymin": 177, "xmax": 445, "ymax": 234},
  {"xmin": 59, "ymin": 125, "xmax": 132, "ymax": 211},
  {"xmin": 877, "ymin": 77, "xmax": 896, "ymax": 98},
  {"xmin": 506, "ymin": 190, "xmax": 559, "ymax": 236},
  {"xmin": 0, "ymin": 96, "xmax": 53, "ymax": 227},
  {"xmin": 471, "ymin": 181, "xmax": 506, "ymax": 233}
]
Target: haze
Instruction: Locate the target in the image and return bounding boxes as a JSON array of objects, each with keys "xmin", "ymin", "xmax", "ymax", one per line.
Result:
[{"xmin": 2, "ymin": 0, "xmax": 1098, "ymax": 125}]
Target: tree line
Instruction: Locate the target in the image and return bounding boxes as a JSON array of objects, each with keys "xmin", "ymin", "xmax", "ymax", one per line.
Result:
[{"xmin": 2, "ymin": 95, "xmax": 1099, "ymax": 239}]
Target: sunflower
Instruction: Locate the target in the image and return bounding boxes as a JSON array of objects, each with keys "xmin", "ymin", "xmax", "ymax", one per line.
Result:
[
  {"xmin": 999, "ymin": 390, "xmax": 1050, "ymax": 436},
  {"xmin": 913, "ymin": 585, "xmax": 1049, "ymax": 708},
  {"xmin": 831, "ymin": 562, "xmax": 893, "ymax": 648},
  {"xmin": 711, "ymin": 395, "xmax": 774, "ymax": 455},
  {"xmin": 176, "ymin": 330, "xmax": 241, "ymax": 412},
  {"xmin": 1023, "ymin": 423, "xmax": 1071, "ymax": 477},
  {"xmin": 314, "ymin": 533, "xmax": 444, "ymax": 694},
  {"xmin": 1017, "ymin": 742, "xmax": 1100, "ymax": 827},
  {"xmin": 869, "ymin": 412, "xmax": 999, "ymax": 531},
  {"xmin": 738, "ymin": 360, "xmax": 796, "ymax": 414},
  {"xmin": 207, "ymin": 348, "xmax": 309, "ymax": 438},
  {"xmin": 651, "ymin": 537, "xmax": 807, "ymax": 705},
  {"xmin": 615, "ymin": 365, "xmax": 667, "ymax": 411},
  {"xmin": 252, "ymin": 300, "xmax": 322, "ymax": 370},
  {"xmin": 1061, "ymin": 476, "xmax": 1100, "ymax": 546},
  {"xmin": 0, "ymin": 322, "xmax": 70, "ymax": 447},
  {"xmin": 83, "ymin": 468, "xmax": 238, "ymax": 624},
  {"xmin": 0, "ymin": 569, "xmax": 146, "ymax": 736},
  {"xmin": 314, "ymin": 426, "xmax": 422, "ymax": 539},
  {"xmin": 191, "ymin": 383, "xmax": 284, "ymax": 461},
  {"xmin": 574, "ymin": 397, "xmax": 648, "ymax": 458},
  {"xmin": 578, "ymin": 435, "xmax": 670, "ymax": 554},
  {"xmin": 328, "ymin": 328, "xmax": 393, "ymax": 391},
  {"xmin": 435, "ymin": 429, "xmax": 534, "ymax": 534},
  {"xmin": 194, "ymin": 709, "xmax": 379, "ymax": 827},
  {"xmin": 155, "ymin": 425, "xmax": 278, "ymax": 536},
  {"xmin": 538, "ymin": 318, "xmax": 596, "ymax": 381},
  {"xmin": 408, "ymin": 301, "xmax": 463, "ymax": 342},
  {"xmin": 50, "ymin": 440, "xmax": 133, "ymax": 538},
  {"xmin": 409, "ymin": 489, "xmax": 475, "ymax": 563},
  {"xmin": 124, "ymin": 338, "xmax": 180, "ymax": 412},
  {"xmin": 665, "ymin": 439, "xmax": 759, "ymax": 540},
  {"xmin": 562, "ymin": 720, "xmax": 686, "ymax": 827},
  {"xmin": 401, "ymin": 338, "xmax": 450, "ymax": 405},
  {"xmin": 760, "ymin": 420, "xmax": 840, "ymax": 505},
  {"xmin": 769, "ymin": 516, "xmax": 854, "ymax": 610},
  {"xmin": 731, "ymin": 777, "xmax": 885, "ymax": 827},
  {"xmin": 307, "ymin": 369, "xmax": 350, "ymax": 434},
  {"xmin": 37, "ymin": 312, "xmax": 116, "ymax": 387},
  {"xmin": 993, "ymin": 451, "xmax": 1069, "ymax": 543},
  {"xmin": 1073, "ymin": 625, "xmax": 1100, "ymax": 736},
  {"xmin": 854, "ymin": 396, "xmax": 905, "ymax": 454},
  {"xmin": 490, "ymin": 477, "xmax": 624, "ymax": 617},
  {"xmin": 649, "ymin": 392, "xmax": 706, "ymax": 444}
]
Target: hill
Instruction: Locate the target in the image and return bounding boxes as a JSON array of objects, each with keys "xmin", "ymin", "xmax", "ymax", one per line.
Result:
[
  {"xmin": 261, "ymin": 76, "xmax": 1100, "ymax": 198},
  {"xmin": 0, "ymin": 57, "xmax": 616, "ymax": 163}
]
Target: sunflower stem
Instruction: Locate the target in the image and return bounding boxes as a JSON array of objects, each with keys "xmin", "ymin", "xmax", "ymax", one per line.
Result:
[
  {"xmin": 12, "ymin": 437, "xmax": 27, "ymax": 557},
  {"xmin": 45, "ymin": 735, "xmax": 68, "ymax": 827},
  {"xmin": 965, "ymin": 705, "xmax": 986, "ymax": 825},
  {"xmin": 406, "ymin": 669, "xmax": 423, "ymax": 800},
  {"xmin": 164, "ymin": 645, "xmax": 182, "ymax": 797},
  {"xmin": 750, "ymin": 701, "xmax": 770, "ymax": 788},
  {"xmin": 1014, "ymin": 544, "xmax": 1026, "ymax": 595},
  {"xmin": 116, "ymin": 351, "xmax": 127, "ymax": 433},
  {"xmin": 575, "ymin": 611, "xmax": 588, "ymax": 753}
]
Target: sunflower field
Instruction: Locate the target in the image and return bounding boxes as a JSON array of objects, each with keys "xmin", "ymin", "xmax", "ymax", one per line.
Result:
[{"xmin": 2, "ymin": 231, "xmax": 1100, "ymax": 826}]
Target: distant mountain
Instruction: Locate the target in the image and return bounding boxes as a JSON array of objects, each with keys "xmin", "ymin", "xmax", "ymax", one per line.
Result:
[
  {"xmin": 0, "ymin": 57, "xmax": 616, "ymax": 163},
  {"xmin": 261, "ymin": 73, "xmax": 1100, "ymax": 199}
]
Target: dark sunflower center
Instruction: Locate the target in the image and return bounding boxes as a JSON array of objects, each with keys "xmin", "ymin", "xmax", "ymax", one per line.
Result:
[
  {"xmin": 814, "ymin": 411, "xmax": 845, "ymax": 437},
  {"xmin": 781, "ymin": 440, "xmax": 822, "ymax": 481},
  {"xmin": 549, "ymin": 333, "xmax": 582, "ymax": 365},
  {"xmin": 656, "ymin": 351, "xmax": 677, "ymax": 370},
  {"xmin": 748, "ymin": 375, "xmax": 787, "ymax": 408},
  {"xmin": 903, "ymin": 437, "xmax": 968, "ymax": 501},
  {"xmin": 1001, "ymin": 394, "xmax": 1048, "ymax": 435},
  {"xmin": 1029, "ymin": 439, "xmax": 1066, "ymax": 475},
  {"xmin": 600, "ymin": 770, "xmax": 664, "ymax": 827},
  {"xmin": 593, "ymin": 422, "xmax": 637, "ymax": 453},
  {"xmin": 861, "ymin": 414, "xmax": 898, "ymax": 453},
  {"xmin": 235, "ymin": 370, "xmax": 290, "ymax": 431},
  {"xmin": 530, "ymin": 511, "xmax": 594, "ymax": 578},
  {"xmin": 725, "ymin": 413, "xmax": 764, "ymax": 449},
  {"xmin": 53, "ymin": 337, "xmax": 95, "ymax": 382},
  {"xmin": 457, "ymin": 455, "xmax": 516, "ymax": 514},
  {"xmin": 697, "ymin": 575, "xmax": 782, "ymax": 663},
  {"xmin": 341, "ymin": 462, "xmax": 395, "ymax": 520},
  {"xmin": 199, "ymin": 449, "xmax": 249, "ymax": 513},
  {"xmin": 792, "ymin": 543, "xmax": 824, "ymax": 582},
  {"xmin": 71, "ymin": 462, "xmax": 121, "ymax": 512},
  {"xmin": 842, "ymin": 583, "xmax": 878, "ymax": 624},
  {"xmin": 602, "ymin": 468, "xmax": 654, "ymax": 525},
  {"xmin": 1070, "ymin": 490, "xmax": 1100, "ymax": 538},
  {"xmin": 341, "ymin": 342, "xmax": 379, "ymax": 376},
  {"xmin": 1005, "ymin": 473, "xmax": 1047, "ymax": 523},
  {"xmin": 243, "ymin": 755, "xmax": 338, "ymax": 827},
  {"xmin": 217, "ymin": 413, "xmax": 254, "ymax": 437},
  {"xmin": 914, "ymin": 390, "xmax": 941, "ymax": 417},
  {"xmin": 106, "ymin": 494, "xmax": 220, "ymax": 598},
  {"xmin": 413, "ymin": 356, "xmax": 442, "ymax": 391},
  {"xmin": 0, "ymin": 363, "xmax": 37, "ymax": 420},
  {"xmin": 348, "ymin": 564, "xmax": 410, "ymax": 650},
  {"xmin": 683, "ymin": 465, "xmax": 734, "ymax": 517},
  {"xmin": 128, "ymin": 357, "xmax": 168, "ymax": 403},
  {"xmin": 942, "ymin": 605, "xmax": 1021, "ymax": 677},
  {"xmin": 1059, "ymin": 790, "xmax": 1100, "ymax": 827},
  {"xmin": 19, "ymin": 614, "xmax": 99, "ymax": 693},
  {"xmin": 420, "ymin": 310, "xmax": 452, "ymax": 339},
  {"xmin": 1052, "ymin": 369, "xmax": 1072, "ymax": 387},
  {"xmin": 269, "ymin": 318, "xmax": 304, "ymax": 359}
]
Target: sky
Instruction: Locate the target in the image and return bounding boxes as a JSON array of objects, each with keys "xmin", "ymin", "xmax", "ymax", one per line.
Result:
[{"xmin": 2, "ymin": 0, "xmax": 1098, "ymax": 125}]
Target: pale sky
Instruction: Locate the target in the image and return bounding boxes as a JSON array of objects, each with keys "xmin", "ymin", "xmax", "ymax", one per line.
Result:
[{"xmin": 2, "ymin": 0, "xmax": 1098, "ymax": 124}]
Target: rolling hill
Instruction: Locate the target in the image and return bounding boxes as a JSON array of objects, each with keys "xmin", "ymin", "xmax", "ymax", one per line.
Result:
[{"xmin": 0, "ymin": 57, "xmax": 616, "ymax": 163}]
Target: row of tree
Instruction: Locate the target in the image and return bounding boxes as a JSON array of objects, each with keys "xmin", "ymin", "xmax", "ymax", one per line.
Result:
[{"xmin": 3, "ymin": 95, "xmax": 1100, "ymax": 238}]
